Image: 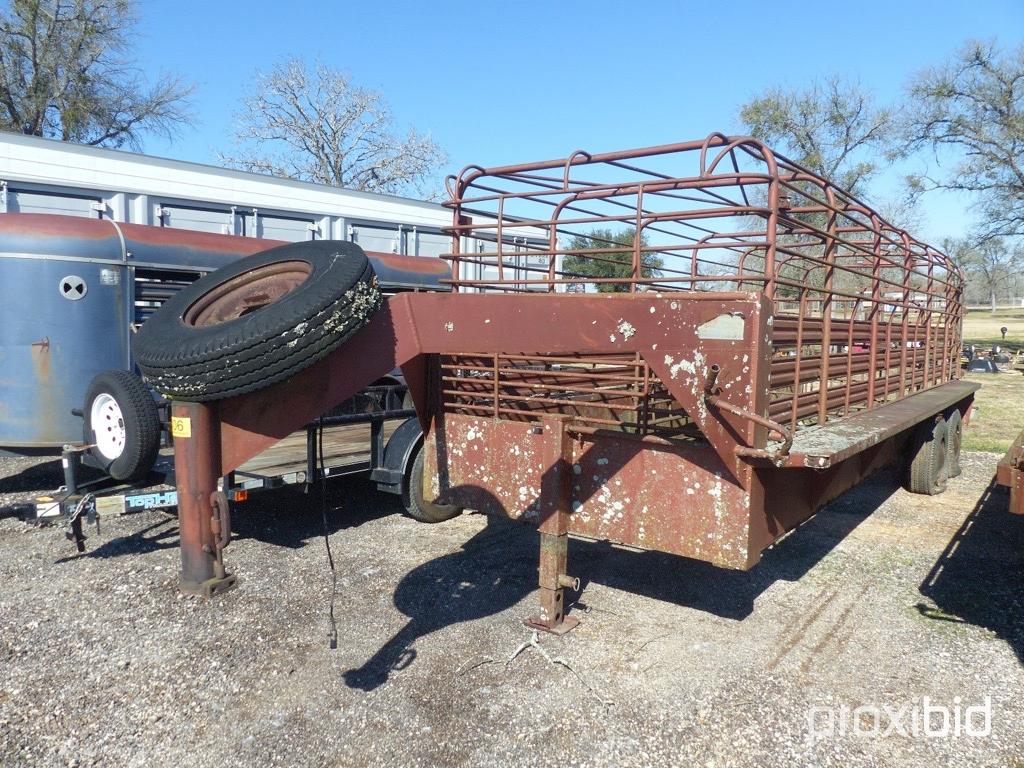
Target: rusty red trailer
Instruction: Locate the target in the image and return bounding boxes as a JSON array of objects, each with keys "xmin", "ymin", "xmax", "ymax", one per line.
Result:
[
  {"xmin": 997, "ymin": 430, "xmax": 1024, "ymax": 514},
  {"xmin": 150, "ymin": 133, "xmax": 978, "ymax": 632}
]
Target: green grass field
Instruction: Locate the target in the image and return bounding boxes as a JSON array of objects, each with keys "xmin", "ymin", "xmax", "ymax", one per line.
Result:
[
  {"xmin": 962, "ymin": 307, "xmax": 1024, "ymax": 349},
  {"xmin": 962, "ymin": 368, "xmax": 1024, "ymax": 453}
]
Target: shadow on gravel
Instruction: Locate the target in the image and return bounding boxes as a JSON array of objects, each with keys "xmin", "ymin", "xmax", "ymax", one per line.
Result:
[
  {"xmin": 343, "ymin": 514, "xmax": 538, "ymax": 691},
  {"xmin": 343, "ymin": 469, "xmax": 902, "ymax": 690},
  {"xmin": 55, "ymin": 516, "xmax": 180, "ymax": 562},
  {"xmin": 917, "ymin": 479, "xmax": 1024, "ymax": 665},
  {"xmin": 0, "ymin": 458, "xmax": 65, "ymax": 494},
  {"xmin": 230, "ymin": 476, "xmax": 402, "ymax": 549}
]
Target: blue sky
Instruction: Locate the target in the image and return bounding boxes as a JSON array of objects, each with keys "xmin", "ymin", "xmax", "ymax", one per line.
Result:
[{"xmin": 134, "ymin": 0, "xmax": 1024, "ymax": 242}]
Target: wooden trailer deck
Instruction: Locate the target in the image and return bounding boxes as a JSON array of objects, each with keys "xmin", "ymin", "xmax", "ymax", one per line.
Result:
[{"xmin": 234, "ymin": 420, "xmax": 404, "ymax": 482}]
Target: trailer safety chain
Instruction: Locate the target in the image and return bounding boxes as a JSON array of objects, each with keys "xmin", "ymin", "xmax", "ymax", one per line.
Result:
[
  {"xmin": 64, "ymin": 493, "xmax": 97, "ymax": 553},
  {"xmin": 310, "ymin": 416, "xmax": 339, "ymax": 650},
  {"xmin": 206, "ymin": 491, "xmax": 232, "ymax": 580}
]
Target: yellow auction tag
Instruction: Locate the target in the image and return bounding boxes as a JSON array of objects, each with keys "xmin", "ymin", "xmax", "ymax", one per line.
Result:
[{"xmin": 171, "ymin": 416, "xmax": 192, "ymax": 438}]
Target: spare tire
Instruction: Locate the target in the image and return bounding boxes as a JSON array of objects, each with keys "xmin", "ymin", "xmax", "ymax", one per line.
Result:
[
  {"xmin": 134, "ymin": 241, "xmax": 381, "ymax": 401},
  {"xmin": 84, "ymin": 370, "xmax": 161, "ymax": 482}
]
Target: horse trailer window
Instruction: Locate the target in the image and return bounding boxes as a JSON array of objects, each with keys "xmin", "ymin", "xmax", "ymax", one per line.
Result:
[
  {"xmin": 6, "ymin": 188, "xmax": 99, "ymax": 217},
  {"xmin": 157, "ymin": 203, "xmax": 239, "ymax": 235},
  {"xmin": 133, "ymin": 268, "xmax": 203, "ymax": 325},
  {"xmin": 253, "ymin": 213, "xmax": 316, "ymax": 242},
  {"xmin": 351, "ymin": 223, "xmax": 401, "ymax": 253}
]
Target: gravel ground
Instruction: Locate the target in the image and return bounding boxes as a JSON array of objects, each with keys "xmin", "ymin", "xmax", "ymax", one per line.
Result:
[{"xmin": 1, "ymin": 450, "xmax": 1022, "ymax": 768}]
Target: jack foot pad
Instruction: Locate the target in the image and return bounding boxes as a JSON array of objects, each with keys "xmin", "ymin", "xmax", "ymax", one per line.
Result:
[
  {"xmin": 523, "ymin": 615, "xmax": 580, "ymax": 635},
  {"xmin": 179, "ymin": 573, "xmax": 239, "ymax": 598}
]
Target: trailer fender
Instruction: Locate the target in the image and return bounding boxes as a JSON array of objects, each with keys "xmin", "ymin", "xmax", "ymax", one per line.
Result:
[{"xmin": 373, "ymin": 416, "xmax": 423, "ymax": 495}]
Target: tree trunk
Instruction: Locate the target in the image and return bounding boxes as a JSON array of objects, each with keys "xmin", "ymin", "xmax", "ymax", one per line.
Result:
[{"xmin": 991, "ymin": 288, "xmax": 997, "ymax": 313}]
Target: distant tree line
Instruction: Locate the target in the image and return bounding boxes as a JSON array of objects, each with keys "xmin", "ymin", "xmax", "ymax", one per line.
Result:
[
  {"xmin": 1, "ymin": 2, "xmax": 1020, "ymax": 305},
  {"xmin": 0, "ymin": 0, "xmax": 444, "ymax": 196},
  {"xmin": 738, "ymin": 40, "xmax": 1024, "ymax": 311}
]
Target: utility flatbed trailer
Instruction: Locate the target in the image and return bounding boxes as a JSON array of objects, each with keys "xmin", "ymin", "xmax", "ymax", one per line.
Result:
[
  {"xmin": 50, "ymin": 401, "xmax": 424, "ymax": 547},
  {"xmin": 134, "ymin": 133, "xmax": 977, "ymax": 633}
]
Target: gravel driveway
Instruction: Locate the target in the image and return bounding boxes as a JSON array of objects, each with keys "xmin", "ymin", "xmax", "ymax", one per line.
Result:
[{"xmin": 1, "ymin": 450, "xmax": 1022, "ymax": 767}]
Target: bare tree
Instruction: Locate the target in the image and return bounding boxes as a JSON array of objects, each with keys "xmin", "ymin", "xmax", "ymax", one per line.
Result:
[
  {"xmin": 943, "ymin": 236, "xmax": 1023, "ymax": 311},
  {"xmin": 0, "ymin": 0, "xmax": 192, "ymax": 149},
  {"xmin": 739, "ymin": 75, "xmax": 895, "ymax": 196},
  {"xmin": 221, "ymin": 58, "xmax": 446, "ymax": 197},
  {"xmin": 903, "ymin": 40, "xmax": 1024, "ymax": 241}
]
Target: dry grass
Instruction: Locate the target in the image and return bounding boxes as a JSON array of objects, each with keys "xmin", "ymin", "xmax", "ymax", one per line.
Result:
[
  {"xmin": 962, "ymin": 369, "xmax": 1024, "ymax": 453},
  {"xmin": 962, "ymin": 307, "xmax": 1024, "ymax": 349}
]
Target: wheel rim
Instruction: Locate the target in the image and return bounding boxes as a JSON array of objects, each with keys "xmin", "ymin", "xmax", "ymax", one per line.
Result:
[
  {"xmin": 91, "ymin": 393, "xmax": 126, "ymax": 460},
  {"xmin": 182, "ymin": 260, "xmax": 314, "ymax": 328}
]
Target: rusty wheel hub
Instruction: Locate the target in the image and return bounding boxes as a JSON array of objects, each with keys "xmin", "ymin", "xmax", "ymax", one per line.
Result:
[{"xmin": 183, "ymin": 260, "xmax": 313, "ymax": 327}]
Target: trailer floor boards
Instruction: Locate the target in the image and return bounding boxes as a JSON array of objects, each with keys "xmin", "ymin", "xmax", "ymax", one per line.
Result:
[{"xmin": 236, "ymin": 420, "xmax": 403, "ymax": 479}]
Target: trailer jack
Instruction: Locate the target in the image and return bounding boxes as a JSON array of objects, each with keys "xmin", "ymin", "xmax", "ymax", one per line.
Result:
[{"xmin": 524, "ymin": 417, "xmax": 581, "ymax": 635}]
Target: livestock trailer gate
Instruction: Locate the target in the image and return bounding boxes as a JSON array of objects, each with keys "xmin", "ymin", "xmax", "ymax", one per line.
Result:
[{"xmin": 131, "ymin": 132, "xmax": 977, "ymax": 633}]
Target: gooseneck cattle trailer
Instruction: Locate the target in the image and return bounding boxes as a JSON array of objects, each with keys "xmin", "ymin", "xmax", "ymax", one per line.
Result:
[{"xmin": 135, "ymin": 133, "xmax": 976, "ymax": 632}]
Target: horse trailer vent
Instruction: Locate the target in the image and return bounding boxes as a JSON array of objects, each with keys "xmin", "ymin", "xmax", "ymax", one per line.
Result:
[{"xmin": 134, "ymin": 268, "xmax": 202, "ymax": 324}]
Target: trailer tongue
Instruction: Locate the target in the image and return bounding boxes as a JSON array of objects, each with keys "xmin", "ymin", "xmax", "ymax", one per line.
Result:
[{"xmin": 140, "ymin": 133, "xmax": 977, "ymax": 633}]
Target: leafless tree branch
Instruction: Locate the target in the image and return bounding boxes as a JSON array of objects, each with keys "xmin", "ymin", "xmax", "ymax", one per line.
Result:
[
  {"xmin": 220, "ymin": 58, "xmax": 447, "ymax": 198},
  {"xmin": 901, "ymin": 40, "xmax": 1024, "ymax": 241},
  {"xmin": 739, "ymin": 75, "xmax": 895, "ymax": 196},
  {"xmin": 0, "ymin": 0, "xmax": 193, "ymax": 149}
]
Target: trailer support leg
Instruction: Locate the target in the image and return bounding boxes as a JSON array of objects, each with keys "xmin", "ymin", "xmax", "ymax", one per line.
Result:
[
  {"xmin": 525, "ymin": 416, "xmax": 580, "ymax": 635},
  {"xmin": 173, "ymin": 401, "xmax": 237, "ymax": 597}
]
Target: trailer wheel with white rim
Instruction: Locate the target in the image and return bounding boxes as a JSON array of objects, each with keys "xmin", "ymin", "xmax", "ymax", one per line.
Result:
[{"xmin": 83, "ymin": 370, "xmax": 161, "ymax": 482}]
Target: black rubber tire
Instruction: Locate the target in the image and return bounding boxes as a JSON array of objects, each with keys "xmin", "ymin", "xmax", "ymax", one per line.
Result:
[
  {"xmin": 83, "ymin": 370, "xmax": 161, "ymax": 482},
  {"xmin": 945, "ymin": 408, "xmax": 963, "ymax": 479},
  {"xmin": 906, "ymin": 416, "xmax": 949, "ymax": 495},
  {"xmin": 133, "ymin": 241, "xmax": 381, "ymax": 402},
  {"xmin": 402, "ymin": 443, "xmax": 462, "ymax": 523}
]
